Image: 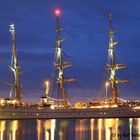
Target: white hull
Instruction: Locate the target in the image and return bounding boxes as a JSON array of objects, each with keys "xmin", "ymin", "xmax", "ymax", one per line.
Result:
[{"xmin": 0, "ymin": 107, "xmax": 140, "ymax": 119}]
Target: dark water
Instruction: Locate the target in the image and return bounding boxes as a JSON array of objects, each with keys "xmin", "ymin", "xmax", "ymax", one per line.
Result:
[{"xmin": 0, "ymin": 118, "xmax": 140, "ymax": 140}]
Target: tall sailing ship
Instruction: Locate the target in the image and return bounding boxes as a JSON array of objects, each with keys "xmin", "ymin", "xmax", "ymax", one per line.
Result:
[{"xmin": 0, "ymin": 9, "xmax": 140, "ymax": 119}]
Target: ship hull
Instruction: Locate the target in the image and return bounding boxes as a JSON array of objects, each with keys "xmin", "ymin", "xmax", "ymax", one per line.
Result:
[{"xmin": 0, "ymin": 107, "xmax": 140, "ymax": 119}]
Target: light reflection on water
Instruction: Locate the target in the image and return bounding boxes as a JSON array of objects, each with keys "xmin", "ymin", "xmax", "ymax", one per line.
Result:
[{"xmin": 0, "ymin": 118, "xmax": 140, "ymax": 140}]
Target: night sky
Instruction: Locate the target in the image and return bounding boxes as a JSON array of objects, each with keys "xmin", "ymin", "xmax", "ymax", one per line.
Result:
[{"xmin": 0, "ymin": 0, "xmax": 140, "ymax": 103}]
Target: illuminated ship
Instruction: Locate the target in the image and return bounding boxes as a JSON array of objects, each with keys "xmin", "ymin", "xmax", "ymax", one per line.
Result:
[{"xmin": 0, "ymin": 9, "xmax": 140, "ymax": 119}]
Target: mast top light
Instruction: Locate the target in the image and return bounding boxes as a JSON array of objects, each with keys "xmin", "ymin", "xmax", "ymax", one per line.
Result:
[{"xmin": 54, "ymin": 8, "xmax": 61, "ymax": 17}]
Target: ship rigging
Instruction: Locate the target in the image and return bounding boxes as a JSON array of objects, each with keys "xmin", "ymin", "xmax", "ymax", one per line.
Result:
[
  {"xmin": 9, "ymin": 24, "xmax": 22, "ymax": 101},
  {"xmin": 106, "ymin": 14, "xmax": 128, "ymax": 104},
  {"xmin": 53, "ymin": 9, "xmax": 75, "ymax": 108}
]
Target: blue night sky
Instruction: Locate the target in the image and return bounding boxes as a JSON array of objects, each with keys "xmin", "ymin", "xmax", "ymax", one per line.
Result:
[{"xmin": 0, "ymin": 0, "xmax": 140, "ymax": 103}]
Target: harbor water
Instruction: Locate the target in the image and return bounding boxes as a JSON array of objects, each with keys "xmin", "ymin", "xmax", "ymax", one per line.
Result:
[{"xmin": 0, "ymin": 118, "xmax": 140, "ymax": 140}]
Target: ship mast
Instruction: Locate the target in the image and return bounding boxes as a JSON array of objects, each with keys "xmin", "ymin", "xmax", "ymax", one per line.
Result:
[
  {"xmin": 9, "ymin": 24, "xmax": 22, "ymax": 100},
  {"xmin": 54, "ymin": 9, "xmax": 75, "ymax": 108},
  {"xmin": 106, "ymin": 14, "xmax": 128, "ymax": 104}
]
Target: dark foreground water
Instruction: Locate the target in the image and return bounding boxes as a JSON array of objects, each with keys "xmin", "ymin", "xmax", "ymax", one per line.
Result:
[{"xmin": 0, "ymin": 118, "xmax": 140, "ymax": 140}]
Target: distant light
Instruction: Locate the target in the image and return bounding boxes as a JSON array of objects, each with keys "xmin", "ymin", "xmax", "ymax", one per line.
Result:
[
  {"xmin": 51, "ymin": 105, "xmax": 55, "ymax": 109},
  {"xmin": 45, "ymin": 80, "xmax": 49, "ymax": 86},
  {"xmin": 45, "ymin": 80, "xmax": 50, "ymax": 95},
  {"xmin": 54, "ymin": 8, "xmax": 61, "ymax": 17},
  {"xmin": 105, "ymin": 81, "xmax": 109, "ymax": 87}
]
